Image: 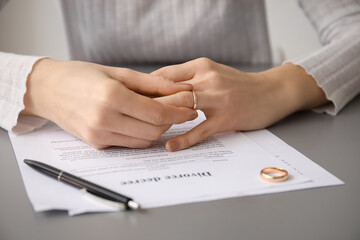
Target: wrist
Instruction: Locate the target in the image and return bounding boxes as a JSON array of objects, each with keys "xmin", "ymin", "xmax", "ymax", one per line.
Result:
[
  {"xmin": 259, "ymin": 63, "xmax": 328, "ymax": 114},
  {"xmin": 22, "ymin": 58, "xmax": 60, "ymax": 119}
]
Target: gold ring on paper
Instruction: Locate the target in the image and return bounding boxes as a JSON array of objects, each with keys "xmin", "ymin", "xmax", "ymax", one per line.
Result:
[
  {"xmin": 260, "ymin": 167, "xmax": 288, "ymax": 182},
  {"xmin": 192, "ymin": 90, "xmax": 197, "ymax": 110}
]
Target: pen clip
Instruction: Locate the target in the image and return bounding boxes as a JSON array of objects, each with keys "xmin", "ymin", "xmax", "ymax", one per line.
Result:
[{"xmin": 80, "ymin": 188, "xmax": 126, "ymax": 211}]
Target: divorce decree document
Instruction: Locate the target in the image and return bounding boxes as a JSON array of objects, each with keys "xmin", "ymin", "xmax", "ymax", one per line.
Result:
[{"xmin": 9, "ymin": 113, "xmax": 342, "ymax": 215}]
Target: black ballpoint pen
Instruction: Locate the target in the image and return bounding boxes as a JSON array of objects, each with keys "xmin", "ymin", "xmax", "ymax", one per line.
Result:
[{"xmin": 24, "ymin": 159, "xmax": 140, "ymax": 210}]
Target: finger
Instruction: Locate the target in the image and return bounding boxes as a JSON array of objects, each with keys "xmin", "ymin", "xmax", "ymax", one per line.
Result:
[
  {"xmin": 165, "ymin": 119, "xmax": 218, "ymax": 152},
  {"xmin": 90, "ymin": 131, "xmax": 154, "ymax": 149},
  {"xmin": 119, "ymin": 89, "xmax": 198, "ymax": 125},
  {"xmin": 151, "ymin": 61, "xmax": 196, "ymax": 82},
  {"xmin": 155, "ymin": 91, "xmax": 194, "ymax": 108},
  {"xmin": 106, "ymin": 67, "xmax": 192, "ymax": 96},
  {"xmin": 90, "ymin": 110, "xmax": 171, "ymax": 141},
  {"xmin": 155, "ymin": 90, "xmax": 217, "ymax": 110}
]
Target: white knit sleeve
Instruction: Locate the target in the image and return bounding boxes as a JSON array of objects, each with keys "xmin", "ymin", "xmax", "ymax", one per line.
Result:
[
  {"xmin": 288, "ymin": 0, "xmax": 360, "ymax": 115},
  {"xmin": 0, "ymin": 52, "xmax": 48, "ymax": 133}
]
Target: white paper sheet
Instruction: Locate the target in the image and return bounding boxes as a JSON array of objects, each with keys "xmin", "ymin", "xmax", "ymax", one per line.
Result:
[{"xmin": 9, "ymin": 113, "xmax": 343, "ymax": 215}]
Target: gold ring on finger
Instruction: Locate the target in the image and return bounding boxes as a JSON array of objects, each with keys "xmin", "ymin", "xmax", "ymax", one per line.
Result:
[{"xmin": 192, "ymin": 90, "xmax": 197, "ymax": 110}]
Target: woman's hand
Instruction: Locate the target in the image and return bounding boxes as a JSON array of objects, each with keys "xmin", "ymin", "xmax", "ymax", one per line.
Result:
[
  {"xmin": 153, "ymin": 58, "xmax": 328, "ymax": 151},
  {"xmin": 22, "ymin": 58, "xmax": 197, "ymax": 149}
]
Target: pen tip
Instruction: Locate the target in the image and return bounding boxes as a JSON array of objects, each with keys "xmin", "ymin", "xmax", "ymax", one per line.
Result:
[{"xmin": 128, "ymin": 200, "xmax": 140, "ymax": 210}]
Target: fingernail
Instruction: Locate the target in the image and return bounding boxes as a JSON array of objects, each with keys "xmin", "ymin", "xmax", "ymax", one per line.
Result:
[{"xmin": 168, "ymin": 141, "xmax": 179, "ymax": 151}]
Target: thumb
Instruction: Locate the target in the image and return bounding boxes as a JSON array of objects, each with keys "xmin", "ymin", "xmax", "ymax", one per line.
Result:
[
  {"xmin": 151, "ymin": 61, "xmax": 196, "ymax": 82},
  {"xmin": 106, "ymin": 67, "xmax": 193, "ymax": 96},
  {"xmin": 165, "ymin": 119, "xmax": 218, "ymax": 151}
]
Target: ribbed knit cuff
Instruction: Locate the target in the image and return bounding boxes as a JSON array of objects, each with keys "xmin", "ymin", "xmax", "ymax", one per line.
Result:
[
  {"xmin": 286, "ymin": 34, "xmax": 360, "ymax": 116},
  {"xmin": 0, "ymin": 52, "xmax": 48, "ymax": 133}
]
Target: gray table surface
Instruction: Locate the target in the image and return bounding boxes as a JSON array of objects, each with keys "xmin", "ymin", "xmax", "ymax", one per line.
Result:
[{"xmin": 0, "ymin": 66, "xmax": 359, "ymax": 240}]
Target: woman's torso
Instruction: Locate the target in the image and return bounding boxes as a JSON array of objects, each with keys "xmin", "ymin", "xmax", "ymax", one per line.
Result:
[{"xmin": 61, "ymin": 0, "xmax": 271, "ymax": 65}]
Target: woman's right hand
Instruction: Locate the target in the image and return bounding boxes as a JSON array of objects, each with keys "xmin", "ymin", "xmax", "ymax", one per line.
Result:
[{"xmin": 22, "ymin": 58, "xmax": 197, "ymax": 149}]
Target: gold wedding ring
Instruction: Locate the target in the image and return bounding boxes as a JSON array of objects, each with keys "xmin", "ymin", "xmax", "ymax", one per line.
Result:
[
  {"xmin": 192, "ymin": 90, "xmax": 198, "ymax": 110},
  {"xmin": 260, "ymin": 167, "xmax": 288, "ymax": 182}
]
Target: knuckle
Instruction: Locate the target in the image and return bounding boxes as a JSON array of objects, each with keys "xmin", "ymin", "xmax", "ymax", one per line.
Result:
[
  {"xmin": 196, "ymin": 57, "xmax": 214, "ymax": 69},
  {"xmin": 87, "ymin": 105, "xmax": 107, "ymax": 129},
  {"xmin": 208, "ymin": 71, "xmax": 221, "ymax": 80},
  {"xmin": 128, "ymin": 139, "xmax": 153, "ymax": 149},
  {"xmin": 148, "ymin": 129, "xmax": 164, "ymax": 141},
  {"xmin": 90, "ymin": 143, "xmax": 107, "ymax": 150},
  {"xmin": 140, "ymin": 141, "xmax": 153, "ymax": 148},
  {"xmin": 150, "ymin": 108, "xmax": 167, "ymax": 125},
  {"xmin": 82, "ymin": 130, "xmax": 102, "ymax": 146},
  {"xmin": 206, "ymin": 71, "xmax": 222, "ymax": 87}
]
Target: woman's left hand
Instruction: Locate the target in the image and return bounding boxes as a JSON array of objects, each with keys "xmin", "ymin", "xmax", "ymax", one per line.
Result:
[{"xmin": 153, "ymin": 58, "xmax": 328, "ymax": 151}]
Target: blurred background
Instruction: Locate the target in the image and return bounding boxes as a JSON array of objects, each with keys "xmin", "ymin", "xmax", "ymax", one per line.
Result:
[{"xmin": 0, "ymin": 0, "xmax": 321, "ymax": 64}]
